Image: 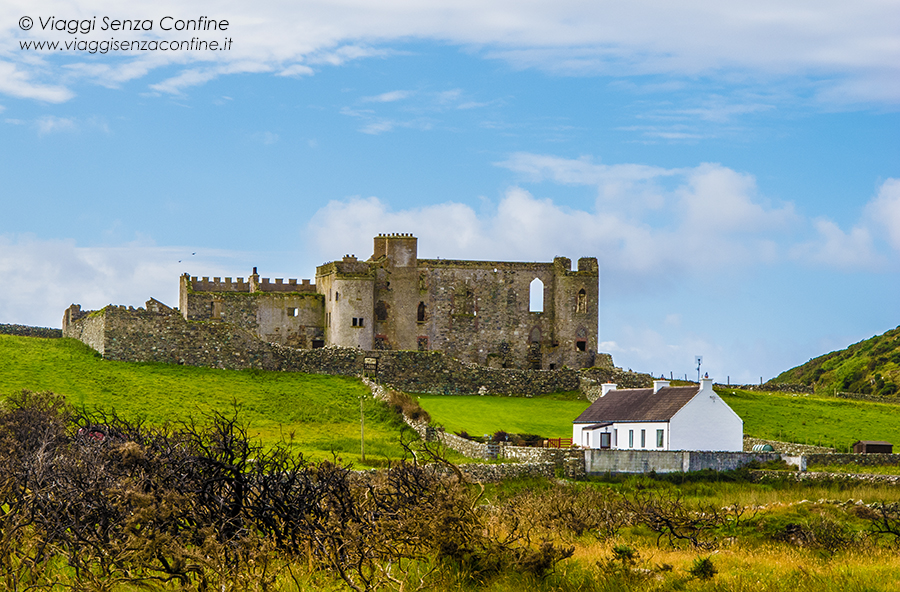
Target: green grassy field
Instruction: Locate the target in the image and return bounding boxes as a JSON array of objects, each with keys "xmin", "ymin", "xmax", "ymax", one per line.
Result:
[
  {"xmin": 417, "ymin": 393, "xmax": 590, "ymax": 438},
  {"xmin": 417, "ymin": 386, "xmax": 900, "ymax": 450},
  {"xmin": 0, "ymin": 335, "xmax": 409, "ymax": 464},
  {"xmin": 719, "ymin": 387, "xmax": 900, "ymax": 450}
]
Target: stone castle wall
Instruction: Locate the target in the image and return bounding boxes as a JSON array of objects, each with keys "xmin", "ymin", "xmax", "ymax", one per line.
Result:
[{"xmin": 63, "ymin": 303, "xmax": 652, "ymax": 396}]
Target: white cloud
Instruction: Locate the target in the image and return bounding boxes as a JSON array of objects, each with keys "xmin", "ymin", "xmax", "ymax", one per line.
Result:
[
  {"xmin": 35, "ymin": 115, "xmax": 76, "ymax": 134},
  {"xmin": 1, "ymin": 1, "xmax": 896, "ymax": 104},
  {"xmin": 790, "ymin": 219, "xmax": 880, "ymax": 269},
  {"xmin": 362, "ymin": 90, "xmax": 413, "ymax": 103},
  {"xmin": 0, "ymin": 61, "xmax": 73, "ymax": 102},
  {"xmin": 866, "ymin": 178, "xmax": 900, "ymax": 251},
  {"xmin": 0, "ymin": 235, "xmax": 250, "ymax": 328},
  {"xmin": 311, "ymin": 154, "xmax": 897, "ymax": 279}
]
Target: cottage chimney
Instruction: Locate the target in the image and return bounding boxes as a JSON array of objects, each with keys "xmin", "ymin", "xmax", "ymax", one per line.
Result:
[
  {"xmin": 699, "ymin": 376, "xmax": 714, "ymax": 392},
  {"xmin": 601, "ymin": 383, "xmax": 617, "ymax": 397},
  {"xmin": 653, "ymin": 380, "xmax": 670, "ymax": 393}
]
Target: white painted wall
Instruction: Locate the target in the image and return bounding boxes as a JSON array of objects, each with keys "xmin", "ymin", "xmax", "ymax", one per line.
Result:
[
  {"xmin": 668, "ymin": 379, "xmax": 743, "ymax": 451},
  {"xmin": 610, "ymin": 421, "xmax": 669, "ymax": 450},
  {"xmin": 574, "ymin": 421, "xmax": 669, "ymax": 450}
]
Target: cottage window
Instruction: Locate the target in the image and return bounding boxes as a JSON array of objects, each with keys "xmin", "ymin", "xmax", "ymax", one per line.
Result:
[
  {"xmin": 584, "ymin": 432, "xmax": 590, "ymax": 447},
  {"xmin": 641, "ymin": 429, "xmax": 646, "ymax": 448},
  {"xmin": 628, "ymin": 430, "xmax": 634, "ymax": 448},
  {"xmin": 600, "ymin": 432, "xmax": 611, "ymax": 449},
  {"xmin": 656, "ymin": 429, "xmax": 664, "ymax": 448}
]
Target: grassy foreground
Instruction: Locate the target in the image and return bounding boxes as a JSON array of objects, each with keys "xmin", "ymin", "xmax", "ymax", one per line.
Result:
[{"xmin": 0, "ymin": 335, "xmax": 407, "ymax": 464}]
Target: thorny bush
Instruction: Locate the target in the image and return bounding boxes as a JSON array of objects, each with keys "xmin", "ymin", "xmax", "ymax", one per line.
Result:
[{"xmin": 0, "ymin": 390, "xmax": 571, "ymax": 591}]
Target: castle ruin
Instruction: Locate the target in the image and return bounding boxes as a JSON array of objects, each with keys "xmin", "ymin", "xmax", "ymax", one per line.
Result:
[{"xmin": 175, "ymin": 233, "xmax": 599, "ymax": 370}]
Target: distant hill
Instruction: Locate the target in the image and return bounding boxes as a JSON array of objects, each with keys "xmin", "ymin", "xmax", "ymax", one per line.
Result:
[{"xmin": 775, "ymin": 326, "xmax": 900, "ymax": 397}]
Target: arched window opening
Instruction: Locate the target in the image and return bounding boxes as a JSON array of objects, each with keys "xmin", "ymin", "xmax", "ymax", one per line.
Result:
[
  {"xmin": 417, "ymin": 301, "xmax": 426, "ymax": 322},
  {"xmin": 529, "ymin": 278, "xmax": 544, "ymax": 312},
  {"xmin": 576, "ymin": 288, "xmax": 587, "ymax": 313}
]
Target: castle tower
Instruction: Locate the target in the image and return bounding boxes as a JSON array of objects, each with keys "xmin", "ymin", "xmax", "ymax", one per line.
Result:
[
  {"xmin": 370, "ymin": 233, "xmax": 419, "ymax": 351},
  {"xmin": 316, "ymin": 254, "xmax": 375, "ymax": 349}
]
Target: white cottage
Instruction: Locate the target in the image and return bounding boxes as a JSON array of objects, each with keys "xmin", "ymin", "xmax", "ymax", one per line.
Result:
[{"xmin": 572, "ymin": 378, "xmax": 742, "ymax": 451}]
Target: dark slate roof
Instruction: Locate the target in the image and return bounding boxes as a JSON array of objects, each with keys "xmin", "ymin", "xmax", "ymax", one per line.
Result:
[{"xmin": 574, "ymin": 386, "xmax": 699, "ymax": 424}]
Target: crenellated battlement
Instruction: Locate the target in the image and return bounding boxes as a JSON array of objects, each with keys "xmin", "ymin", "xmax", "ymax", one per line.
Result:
[{"xmin": 187, "ymin": 274, "xmax": 315, "ymax": 293}]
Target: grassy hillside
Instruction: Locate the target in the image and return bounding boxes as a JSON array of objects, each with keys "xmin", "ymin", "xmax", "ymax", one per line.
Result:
[
  {"xmin": 775, "ymin": 325, "xmax": 900, "ymax": 397},
  {"xmin": 0, "ymin": 335, "xmax": 409, "ymax": 464}
]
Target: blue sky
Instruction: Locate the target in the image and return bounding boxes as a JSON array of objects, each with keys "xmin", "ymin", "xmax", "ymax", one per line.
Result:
[{"xmin": 1, "ymin": 1, "xmax": 898, "ymax": 383}]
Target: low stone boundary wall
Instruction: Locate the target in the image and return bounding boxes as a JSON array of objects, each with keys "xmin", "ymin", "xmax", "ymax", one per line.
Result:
[
  {"xmin": 805, "ymin": 453, "xmax": 900, "ymax": 467},
  {"xmin": 584, "ymin": 449, "xmax": 782, "ymax": 475},
  {"xmin": 743, "ymin": 436, "xmax": 834, "ymax": 455},
  {"xmin": 457, "ymin": 462, "xmax": 556, "ymax": 482},
  {"xmin": 750, "ymin": 470, "xmax": 900, "ymax": 485},
  {"xmin": 0, "ymin": 324, "xmax": 62, "ymax": 338}
]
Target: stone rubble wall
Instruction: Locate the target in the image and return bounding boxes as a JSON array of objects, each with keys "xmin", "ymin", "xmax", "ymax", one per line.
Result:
[
  {"xmin": 750, "ymin": 470, "xmax": 900, "ymax": 485},
  {"xmin": 805, "ymin": 453, "xmax": 900, "ymax": 467},
  {"xmin": 0, "ymin": 324, "xmax": 62, "ymax": 338},
  {"xmin": 743, "ymin": 436, "xmax": 835, "ymax": 455}
]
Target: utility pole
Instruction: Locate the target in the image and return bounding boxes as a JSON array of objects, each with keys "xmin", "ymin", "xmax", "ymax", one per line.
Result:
[
  {"xmin": 360, "ymin": 394, "xmax": 365, "ymax": 462},
  {"xmin": 695, "ymin": 356, "xmax": 703, "ymax": 383}
]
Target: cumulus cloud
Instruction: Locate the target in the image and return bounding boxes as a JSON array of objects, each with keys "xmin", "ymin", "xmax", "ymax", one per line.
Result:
[
  {"xmin": 790, "ymin": 219, "xmax": 880, "ymax": 269},
  {"xmin": 307, "ymin": 157, "xmax": 800, "ymax": 280},
  {"xmin": 310, "ymin": 154, "xmax": 900, "ymax": 280},
  {"xmin": 866, "ymin": 178, "xmax": 900, "ymax": 251},
  {"xmin": 0, "ymin": 235, "xmax": 248, "ymax": 328},
  {"xmin": 1, "ymin": 0, "xmax": 896, "ymax": 103}
]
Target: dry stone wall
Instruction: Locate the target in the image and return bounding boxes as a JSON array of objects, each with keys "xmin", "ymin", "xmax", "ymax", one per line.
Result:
[
  {"xmin": 0, "ymin": 324, "xmax": 62, "ymax": 338},
  {"xmin": 743, "ymin": 436, "xmax": 834, "ymax": 455},
  {"xmin": 805, "ymin": 453, "xmax": 900, "ymax": 467}
]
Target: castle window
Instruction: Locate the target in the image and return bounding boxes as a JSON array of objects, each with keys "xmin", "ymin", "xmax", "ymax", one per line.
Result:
[
  {"xmin": 375, "ymin": 301, "xmax": 389, "ymax": 321},
  {"xmin": 576, "ymin": 340, "xmax": 586, "ymax": 352},
  {"xmin": 576, "ymin": 288, "xmax": 587, "ymax": 313},
  {"xmin": 335, "ymin": 291, "xmax": 340, "ymax": 301},
  {"xmin": 417, "ymin": 336, "xmax": 428, "ymax": 351},
  {"xmin": 417, "ymin": 302, "xmax": 426, "ymax": 322},
  {"xmin": 529, "ymin": 278, "xmax": 544, "ymax": 312},
  {"xmin": 287, "ymin": 307, "xmax": 298, "ymax": 317},
  {"xmin": 352, "ymin": 317, "xmax": 365, "ymax": 327},
  {"xmin": 453, "ymin": 286, "xmax": 476, "ymax": 315}
]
